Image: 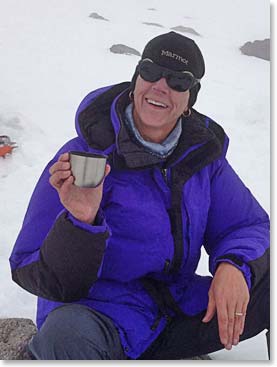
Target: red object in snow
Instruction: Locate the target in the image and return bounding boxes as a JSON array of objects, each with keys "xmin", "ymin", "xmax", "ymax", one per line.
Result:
[{"xmin": 0, "ymin": 135, "xmax": 17, "ymax": 157}]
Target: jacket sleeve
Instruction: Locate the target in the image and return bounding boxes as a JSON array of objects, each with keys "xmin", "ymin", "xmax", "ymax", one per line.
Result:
[
  {"xmin": 9, "ymin": 140, "xmax": 110, "ymax": 302},
  {"xmin": 204, "ymin": 157, "xmax": 269, "ymax": 290}
]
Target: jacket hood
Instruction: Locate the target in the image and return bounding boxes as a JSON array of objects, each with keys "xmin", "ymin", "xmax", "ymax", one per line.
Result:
[
  {"xmin": 74, "ymin": 82, "xmax": 228, "ymax": 170},
  {"xmin": 75, "ymin": 82, "xmax": 130, "ymax": 154}
]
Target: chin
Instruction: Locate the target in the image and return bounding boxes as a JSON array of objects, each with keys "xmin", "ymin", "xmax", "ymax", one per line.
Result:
[
  {"xmin": 143, "ymin": 119, "xmax": 166, "ymax": 129},
  {"xmin": 142, "ymin": 113, "xmax": 167, "ymax": 127}
]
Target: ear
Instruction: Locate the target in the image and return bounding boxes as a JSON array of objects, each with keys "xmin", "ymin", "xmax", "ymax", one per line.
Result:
[
  {"xmin": 182, "ymin": 108, "xmax": 191, "ymax": 117},
  {"xmin": 129, "ymin": 66, "xmax": 140, "ymax": 92},
  {"xmin": 188, "ymin": 83, "xmax": 201, "ymax": 108},
  {"xmin": 129, "ymin": 91, "xmax": 134, "ymax": 100}
]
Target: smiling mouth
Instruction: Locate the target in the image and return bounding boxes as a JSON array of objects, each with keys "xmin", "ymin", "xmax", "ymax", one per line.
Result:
[{"xmin": 146, "ymin": 98, "xmax": 168, "ymax": 109}]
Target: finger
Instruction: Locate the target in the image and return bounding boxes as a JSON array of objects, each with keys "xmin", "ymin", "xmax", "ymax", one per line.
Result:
[
  {"xmin": 49, "ymin": 161, "xmax": 71, "ymax": 175},
  {"xmin": 60, "ymin": 175, "xmax": 74, "ymax": 195},
  {"xmin": 59, "ymin": 176, "xmax": 75, "ymax": 206},
  {"xmin": 105, "ymin": 163, "xmax": 111, "ymax": 177},
  {"xmin": 226, "ymin": 302, "xmax": 236, "ymax": 349},
  {"xmin": 233, "ymin": 317, "xmax": 243, "ymax": 345},
  {"xmin": 240, "ymin": 315, "xmax": 246, "ymax": 336},
  {"xmin": 58, "ymin": 152, "xmax": 70, "ymax": 162},
  {"xmin": 202, "ymin": 294, "xmax": 216, "ymax": 323},
  {"xmin": 49, "ymin": 170, "xmax": 71, "ymax": 189},
  {"xmin": 216, "ymin": 300, "xmax": 229, "ymax": 348},
  {"xmin": 233, "ymin": 304, "xmax": 244, "ymax": 345},
  {"xmin": 240, "ymin": 302, "xmax": 249, "ymax": 335},
  {"xmin": 95, "ymin": 163, "xmax": 111, "ymax": 188}
]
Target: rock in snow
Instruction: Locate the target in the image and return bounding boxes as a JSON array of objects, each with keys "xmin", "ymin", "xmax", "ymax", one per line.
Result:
[
  {"xmin": 110, "ymin": 44, "xmax": 141, "ymax": 56},
  {"xmin": 240, "ymin": 39, "xmax": 270, "ymax": 61},
  {"xmin": 0, "ymin": 318, "xmax": 37, "ymax": 360},
  {"xmin": 89, "ymin": 12, "xmax": 109, "ymax": 21},
  {"xmin": 142, "ymin": 22, "xmax": 164, "ymax": 28}
]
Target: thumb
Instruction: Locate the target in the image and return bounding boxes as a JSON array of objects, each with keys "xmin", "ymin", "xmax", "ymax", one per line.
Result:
[
  {"xmin": 104, "ymin": 163, "xmax": 111, "ymax": 177},
  {"xmin": 60, "ymin": 175, "xmax": 74, "ymax": 194},
  {"xmin": 202, "ymin": 294, "xmax": 216, "ymax": 323},
  {"xmin": 97, "ymin": 164, "xmax": 111, "ymax": 189}
]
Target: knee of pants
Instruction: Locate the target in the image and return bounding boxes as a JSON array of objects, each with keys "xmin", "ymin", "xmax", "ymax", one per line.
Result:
[
  {"xmin": 30, "ymin": 304, "xmax": 124, "ymax": 360},
  {"xmin": 36, "ymin": 304, "xmax": 93, "ymax": 344}
]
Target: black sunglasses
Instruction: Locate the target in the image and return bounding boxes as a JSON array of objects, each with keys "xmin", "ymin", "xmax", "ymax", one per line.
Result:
[{"xmin": 137, "ymin": 58, "xmax": 200, "ymax": 92}]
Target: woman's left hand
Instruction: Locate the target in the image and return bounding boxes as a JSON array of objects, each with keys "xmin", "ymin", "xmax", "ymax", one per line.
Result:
[{"xmin": 202, "ymin": 262, "xmax": 250, "ymax": 350}]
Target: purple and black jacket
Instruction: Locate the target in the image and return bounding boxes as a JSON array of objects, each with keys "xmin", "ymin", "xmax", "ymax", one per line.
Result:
[{"xmin": 10, "ymin": 82, "xmax": 269, "ymax": 358}]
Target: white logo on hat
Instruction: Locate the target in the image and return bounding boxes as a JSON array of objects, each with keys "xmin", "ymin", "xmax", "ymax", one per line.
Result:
[{"xmin": 161, "ymin": 50, "xmax": 189, "ymax": 65}]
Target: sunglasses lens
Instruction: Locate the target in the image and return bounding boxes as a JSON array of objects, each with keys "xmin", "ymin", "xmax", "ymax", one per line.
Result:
[
  {"xmin": 139, "ymin": 62, "xmax": 162, "ymax": 82},
  {"xmin": 138, "ymin": 60, "xmax": 198, "ymax": 92},
  {"xmin": 168, "ymin": 73, "xmax": 195, "ymax": 92}
]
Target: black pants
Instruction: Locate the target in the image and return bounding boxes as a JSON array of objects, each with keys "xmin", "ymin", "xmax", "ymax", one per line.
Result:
[{"xmin": 139, "ymin": 269, "xmax": 270, "ymax": 359}]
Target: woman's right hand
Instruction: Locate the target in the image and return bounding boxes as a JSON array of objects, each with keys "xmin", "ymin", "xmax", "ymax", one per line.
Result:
[{"xmin": 49, "ymin": 152, "xmax": 111, "ymax": 224}]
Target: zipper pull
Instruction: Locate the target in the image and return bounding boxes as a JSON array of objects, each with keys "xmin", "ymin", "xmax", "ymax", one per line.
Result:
[
  {"xmin": 163, "ymin": 259, "xmax": 171, "ymax": 274},
  {"xmin": 161, "ymin": 168, "xmax": 168, "ymax": 184}
]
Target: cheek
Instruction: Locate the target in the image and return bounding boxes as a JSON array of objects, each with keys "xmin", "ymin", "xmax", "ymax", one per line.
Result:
[
  {"xmin": 173, "ymin": 93, "xmax": 190, "ymax": 114},
  {"xmin": 134, "ymin": 89, "xmax": 147, "ymax": 109},
  {"xmin": 134, "ymin": 77, "xmax": 151, "ymax": 100},
  {"xmin": 173, "ymin": 100, "xmax": 188, "ymax": 115}
]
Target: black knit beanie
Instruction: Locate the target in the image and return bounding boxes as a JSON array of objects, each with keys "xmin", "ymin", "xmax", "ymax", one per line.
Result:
[{"xmin": 130, "ymin": 31, "xmax": 205, "ymax": 108}]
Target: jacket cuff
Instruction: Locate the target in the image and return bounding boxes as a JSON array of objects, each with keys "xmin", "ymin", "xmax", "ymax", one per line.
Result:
[
  {"xmin": 66, "ymin": 209, "xmax": 111, "ymax": 235},
  {"xmin": 213, "ymin": 255, "xmax": 252, "ymax": 289}
]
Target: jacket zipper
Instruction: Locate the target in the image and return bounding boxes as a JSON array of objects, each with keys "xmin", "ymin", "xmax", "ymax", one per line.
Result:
[
  {"xmin": 182, "ymin": 201, "xmax": 191, "ymax": 269},
  {"xmin": 161, "ymin": 168, "xmax": 168, "ymax": 185},
  {"xmin": 160, "ymin": 168, "xmax": 173, "ymax": 273}
]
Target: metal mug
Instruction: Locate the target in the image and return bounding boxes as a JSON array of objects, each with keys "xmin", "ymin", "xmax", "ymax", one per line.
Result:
[{"xmin": 69, "ymin": 151, "xmax": 108, "ymax": 188}]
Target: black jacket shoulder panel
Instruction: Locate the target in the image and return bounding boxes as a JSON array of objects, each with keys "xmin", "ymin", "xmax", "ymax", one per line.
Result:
[{"xmin": 78, "ymin": 82, "xmax": 130, "ymax": 151}]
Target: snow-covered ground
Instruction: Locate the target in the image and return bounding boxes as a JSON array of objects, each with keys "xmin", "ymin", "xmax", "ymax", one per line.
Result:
[{"xmin": 0, "ymin": 0, "xmax": 270, "ymax": 361}]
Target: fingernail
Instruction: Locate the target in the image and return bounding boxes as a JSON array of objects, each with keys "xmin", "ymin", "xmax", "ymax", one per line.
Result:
[
  {"xmin": 226, "ymin": 344, "xmax": 232, "ymax": 350},
  {"xmin": 234, "ymin": 339, "xmax": 239, "ymax": 345}
]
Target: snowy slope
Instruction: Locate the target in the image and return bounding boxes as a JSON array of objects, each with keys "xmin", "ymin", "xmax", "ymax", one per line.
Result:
[{"xmin": 0, "ymin": 0, "xmax": 270, "ymax": 360}]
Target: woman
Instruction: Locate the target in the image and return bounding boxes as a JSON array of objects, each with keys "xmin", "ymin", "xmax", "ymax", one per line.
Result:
[{"xmin": 10, "ymin": 31, "xmax": 269, "ymax": 360}]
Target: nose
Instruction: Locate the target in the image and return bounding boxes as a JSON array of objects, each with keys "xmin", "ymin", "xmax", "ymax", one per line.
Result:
[{"xmin": 151, "ymin": 77, "xmax": 169, "ymax": 94}]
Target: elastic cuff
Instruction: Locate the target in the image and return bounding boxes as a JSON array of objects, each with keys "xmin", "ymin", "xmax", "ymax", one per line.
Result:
[
  {"xmin": 65, "ymin": 210, "xmax": 110, "ymax": 235},
  {"xmin": 214, "ymin": 259, "xmax": 252, "ymax": 290}
]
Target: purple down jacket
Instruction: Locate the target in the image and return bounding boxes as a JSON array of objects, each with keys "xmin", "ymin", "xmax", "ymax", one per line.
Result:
[{"xmin": 10, "ymin": 82, "xmax": 269, "ymax": 358}]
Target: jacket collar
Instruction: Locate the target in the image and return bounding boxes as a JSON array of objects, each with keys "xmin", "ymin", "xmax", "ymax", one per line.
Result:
[
  {"xmin": 77, "ymin": 82, "xmax": 222, "ymax": 170},
  {"xmin": 114, "ymin": 88, "xmax": 217, "ymax": 169}
]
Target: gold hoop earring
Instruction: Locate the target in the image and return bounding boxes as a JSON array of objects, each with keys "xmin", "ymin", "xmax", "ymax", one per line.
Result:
[
  {"xmin": 129, "ymin": 91, "xmax": 134, "ymax": 100},
  {"xmin": 182, "ymin": 109, "xmax": 191, "ymax": 117}
]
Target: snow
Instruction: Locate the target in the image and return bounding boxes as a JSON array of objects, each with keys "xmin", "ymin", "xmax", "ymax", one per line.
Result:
[{"xmin": 0, "ymin": 0, "xmax": 270, "ymax": 361}]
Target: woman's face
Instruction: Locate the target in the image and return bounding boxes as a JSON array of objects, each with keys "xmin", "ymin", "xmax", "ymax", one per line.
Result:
[{"xmin": 133, "ymin": 75, "xmax": 190, "ymax": 139}]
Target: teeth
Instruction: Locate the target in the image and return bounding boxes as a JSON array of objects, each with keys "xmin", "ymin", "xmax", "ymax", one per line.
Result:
[{"xmin": 146, "ymin": 99, "xmax": 167, "ymax": 108}]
